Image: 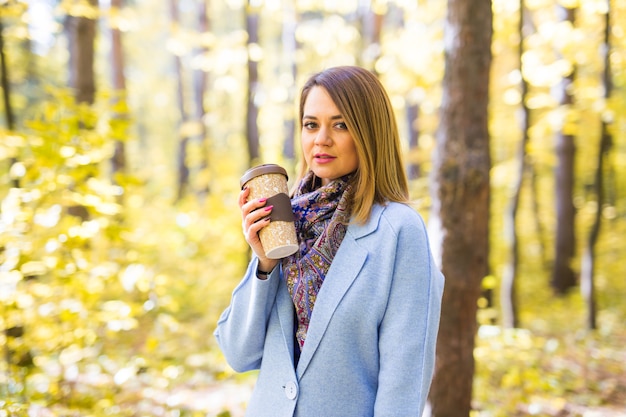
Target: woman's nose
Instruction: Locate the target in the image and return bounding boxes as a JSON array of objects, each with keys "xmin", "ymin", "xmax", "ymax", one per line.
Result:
[{"xmin": 314, "ymin": 126, "xmax": 332, "ymax": 146}]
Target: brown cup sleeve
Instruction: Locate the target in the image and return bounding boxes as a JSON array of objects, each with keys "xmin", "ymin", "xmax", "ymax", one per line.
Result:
[{"xmin": 265, "ymin": 193, "xmax": 295, "ymax": 222}]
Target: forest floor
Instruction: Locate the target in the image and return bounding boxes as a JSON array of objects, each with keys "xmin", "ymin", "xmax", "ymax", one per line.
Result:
[
  {"xmin": 470, "ymin": 320, "xmax": 626, "ymax": 417},
  {"xmin": 22, "ymin": 354, "xmax": 626, "ymax": 417},
  {"xmin": 196, "ymin": 324, "xmax": 626, "ymax": 417},
  {"xmin": 17, "ymin": 321, "xmax": 626, "ymax": 417},
  {"xmin": 117, "ymin": 324, "xmax": 626, "ymax": 417}
]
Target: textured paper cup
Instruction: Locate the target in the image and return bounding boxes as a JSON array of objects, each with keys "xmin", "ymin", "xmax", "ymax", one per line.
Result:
[{"xmin": 240, "ymin": 164, "xmax": 298, "ymax": 259}]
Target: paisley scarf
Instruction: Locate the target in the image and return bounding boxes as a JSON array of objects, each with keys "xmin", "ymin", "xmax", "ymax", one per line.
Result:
[{"xmin": 283, "ymin": 171, "xmax": 353, "ymax": 352}]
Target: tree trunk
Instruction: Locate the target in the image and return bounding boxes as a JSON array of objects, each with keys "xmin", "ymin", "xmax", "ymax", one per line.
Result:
[
  {"xmin": 501, "ymin": 0, "xmax": 531, "ymax": 330},
  {"xmin": 581, "ymin": 3, "xmax": 613, "ymax": 331},
  {"xmin": 528, "ymin": 162, "xmax": 548, "ymax": 267},
  {"xmin": 246, "ymin": 3, "xmax": 260, "ymax": 165},
  {"xmin": 406, "ymin": 103, "xmax": 420, "ymax": 180},
  {"xmin": 65, "ymin": 0, "xmax": 98, "ymax": 105},
  {"xmin": 0, "ymin": 18, "xmax": 14, "ymax": 131},
  {"xmin": 169, "ymin": 0, "xmax": 191, "ymax": 200},
  {"xmin": 428, "ymin": 0, "xmax": 493, "ymax": 416},
  {"xmin": 65, "ymin": 0, "xmax": 99, "ymax": 221},
  {"xmin": 281, "ymin": 1, "xmax": 297, "ymax": 160},
  {"xmin": 0, "ymin": 17, "xmax": 19, "ymax": 188},
  {"xmin": 551, "ymin": 4, "xmax": 577, "ymax": 295},
  {"xmin": 110, "ymin": 0, "xmax": 128, "ymax": 178},
  {"xmin": 193, "ymin": 0, "xmax": 210, "ymax": 197},
  {"xmin": 359, "ymin": 4, "xmax": 383, "ymax": 71}
]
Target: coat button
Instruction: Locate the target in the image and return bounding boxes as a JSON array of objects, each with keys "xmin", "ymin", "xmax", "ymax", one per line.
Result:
[{"xmin": 284, "ymin": 380, "xmax": 298, "ymax": 400}]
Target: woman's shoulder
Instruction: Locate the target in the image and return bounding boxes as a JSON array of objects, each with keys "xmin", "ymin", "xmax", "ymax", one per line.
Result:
[
  {"xmin": 348, "ymin": 201, "xmax": 427, "ymax": 239},
  {"xmin": 375, "ymin": 201, "xmax": 427, "ymax": 231},
  {"xmin": 379, "ymin": 201, "xmax": 423, "ymax": 220}
]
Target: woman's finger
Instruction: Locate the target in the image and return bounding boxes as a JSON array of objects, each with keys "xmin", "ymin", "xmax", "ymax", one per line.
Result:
[
  {"xmin": 243, "ymin": 204, "xmax": 272, "ymax": 235},
  {"xmin": 238, "ymin": 187, "xmax": 250, "ymax": 209}
]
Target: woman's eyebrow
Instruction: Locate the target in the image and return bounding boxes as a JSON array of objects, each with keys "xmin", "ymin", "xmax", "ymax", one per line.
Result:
[{"xmin": 302, "ymin": 114, "xmax": 343, "ymax": 120}]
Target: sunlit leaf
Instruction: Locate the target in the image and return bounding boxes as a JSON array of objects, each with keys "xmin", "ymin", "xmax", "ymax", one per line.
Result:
[{"xmin": 20, "ymin": 261, "xmax": 48, "ymax": 277}]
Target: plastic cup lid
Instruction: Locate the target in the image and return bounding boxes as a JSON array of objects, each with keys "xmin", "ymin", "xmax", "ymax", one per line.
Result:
[{"xmin": 240, "ymin": 164, "xmax": 289, "ymax": 188}]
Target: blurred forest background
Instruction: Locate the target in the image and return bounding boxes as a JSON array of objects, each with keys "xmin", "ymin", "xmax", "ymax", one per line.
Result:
[{"xmin": 1, "ymin": 0, "xmax": 625, "ymax": 416}]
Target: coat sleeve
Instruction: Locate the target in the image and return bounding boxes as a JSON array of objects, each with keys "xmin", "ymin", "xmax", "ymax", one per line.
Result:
[
  {"xmin": 214, "ymin": 257, "xmax": 281, "ymax": 372},
  {"xmin": 374, "ymin": 213, "xmax": 444, "ymax": 416}
]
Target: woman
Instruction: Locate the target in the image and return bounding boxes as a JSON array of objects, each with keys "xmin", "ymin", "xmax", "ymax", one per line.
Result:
[{"xmin": 215, "ymin": 66, "xmax": 444, "ymax": 417}]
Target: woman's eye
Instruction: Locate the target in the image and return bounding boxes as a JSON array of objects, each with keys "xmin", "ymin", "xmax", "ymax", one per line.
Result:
[
  {"xmin": 335, "ymin": 122, "xmax": 347, "ymax": 130},
  {"xmin": 303, "ymin": 121, "xmax": 317, "ymax": 129}
]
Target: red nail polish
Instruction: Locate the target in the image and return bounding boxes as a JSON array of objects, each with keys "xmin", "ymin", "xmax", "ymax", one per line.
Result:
[
  {"xmin": 259, "ymin": 198, "xmax": 267, "ymax": 203},
  {"xmin": 264, "ymin": 205, "xmax": 273, "ymax": 211}
]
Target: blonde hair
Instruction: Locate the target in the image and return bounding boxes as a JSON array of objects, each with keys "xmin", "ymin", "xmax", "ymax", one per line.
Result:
[{"xmin": 295, "ymin": 66, "xmax": 409, "ymax": 224}]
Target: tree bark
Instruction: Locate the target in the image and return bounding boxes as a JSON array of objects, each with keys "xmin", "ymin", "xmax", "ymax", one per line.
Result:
[
  {"xmin": 581, "ymin": 3, "xmax": 613, "ymax": 330},
  {"xmin": 359, "ymin": 5, "xmax": 383, "ymax": 71},
  {"xmin": 428, "ymin": 0, "xmax": 493, "ymax": 415},
  {"xmin": 0, "ymin": 17, "xmax": 15, "ymax": 131},
  {"xmin": 110, "ymin": 0, "xmax": 127, "ymax": 178},
  {"xmin": 528, "ymin": 162, "xmax": 548, "ymax": 267},
  {"xmin": 501, "ymin": 0, "xmax": 531, "ymax": 330},
  {"xmin": 169, "ymin": 0, "xmax": 190, "ymax": 200},
  {"xmin": 281, "ymin": 1, "xmax": 297, "ymax": 160},
  {"xmin": 65, "ymin": 0, "xmax": 99, "ymax": 221},
  {"xmin": 551, "ymin": 4, "xmax": 577, "ymax": 295},
  {"xmin": 406, "ymin": 103, "xmax": 420, "ymax": 180},
  {"xmin": 193, "ymin": 0, "xmax": 210, "ymax": 197},
  {"xmin": 65, "ymin": 0, "xmax": 99, "ymax": 105},
  {"xmin": 246, "ymin": 2, "xmax": 260, "ymax": 165},
  {"xmin": 0, "ymin": 16, "xmax": 19, "ymax": 189}
]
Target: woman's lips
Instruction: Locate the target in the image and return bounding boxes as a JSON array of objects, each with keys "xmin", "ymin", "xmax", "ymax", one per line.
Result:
[{"xmin": 315, "ymin": 154, "xmax": 335, "ymax": 163}]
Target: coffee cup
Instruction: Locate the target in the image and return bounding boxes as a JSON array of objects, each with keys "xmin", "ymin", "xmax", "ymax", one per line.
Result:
[{"xmin": 240, "ymin": 164, "xmax": 298, "ymax": 259}]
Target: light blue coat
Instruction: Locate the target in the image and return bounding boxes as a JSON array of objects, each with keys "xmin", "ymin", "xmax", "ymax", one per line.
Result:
[{"xmin": 215, "ymin": 202, "xmax": 444, "ymax": 417}]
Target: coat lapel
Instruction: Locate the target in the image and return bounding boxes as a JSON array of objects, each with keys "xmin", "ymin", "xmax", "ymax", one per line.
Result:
[
  {"xmin": 276, "ymin": 274, "xmax": 296, "ymax": 366},
  {"xmin": 295, "ymin": 205, "xmax": 383, "ymax": 378}
]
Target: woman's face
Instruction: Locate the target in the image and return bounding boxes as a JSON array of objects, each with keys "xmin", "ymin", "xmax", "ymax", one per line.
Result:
[{"xmin": 301, "ymin": 86, "xmax": 359, "ymax": 186}]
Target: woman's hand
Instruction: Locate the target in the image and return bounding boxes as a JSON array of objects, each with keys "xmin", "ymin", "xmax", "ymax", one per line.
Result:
[{"xmin": 239, "ymin": 187, "xmax": 279, "ymax": 273}]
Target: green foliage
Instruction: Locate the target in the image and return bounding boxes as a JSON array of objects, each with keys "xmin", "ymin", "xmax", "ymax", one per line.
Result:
[
  {"xmin": 474, "ymin": 320, "xmax": 626, "ymax": 417},
  {"xmin": 0, "ymin": 90, "xmax": 251, "ymax": 415}
]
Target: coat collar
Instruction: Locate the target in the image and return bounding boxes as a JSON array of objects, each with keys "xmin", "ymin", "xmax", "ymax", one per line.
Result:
[
  {"xmin": 345, "ymin": 203, "xmax": 384, "ymax": 239},
  {"xmin": 276, "ymin": 204, "xmax": 384, "ymax": 378}
]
